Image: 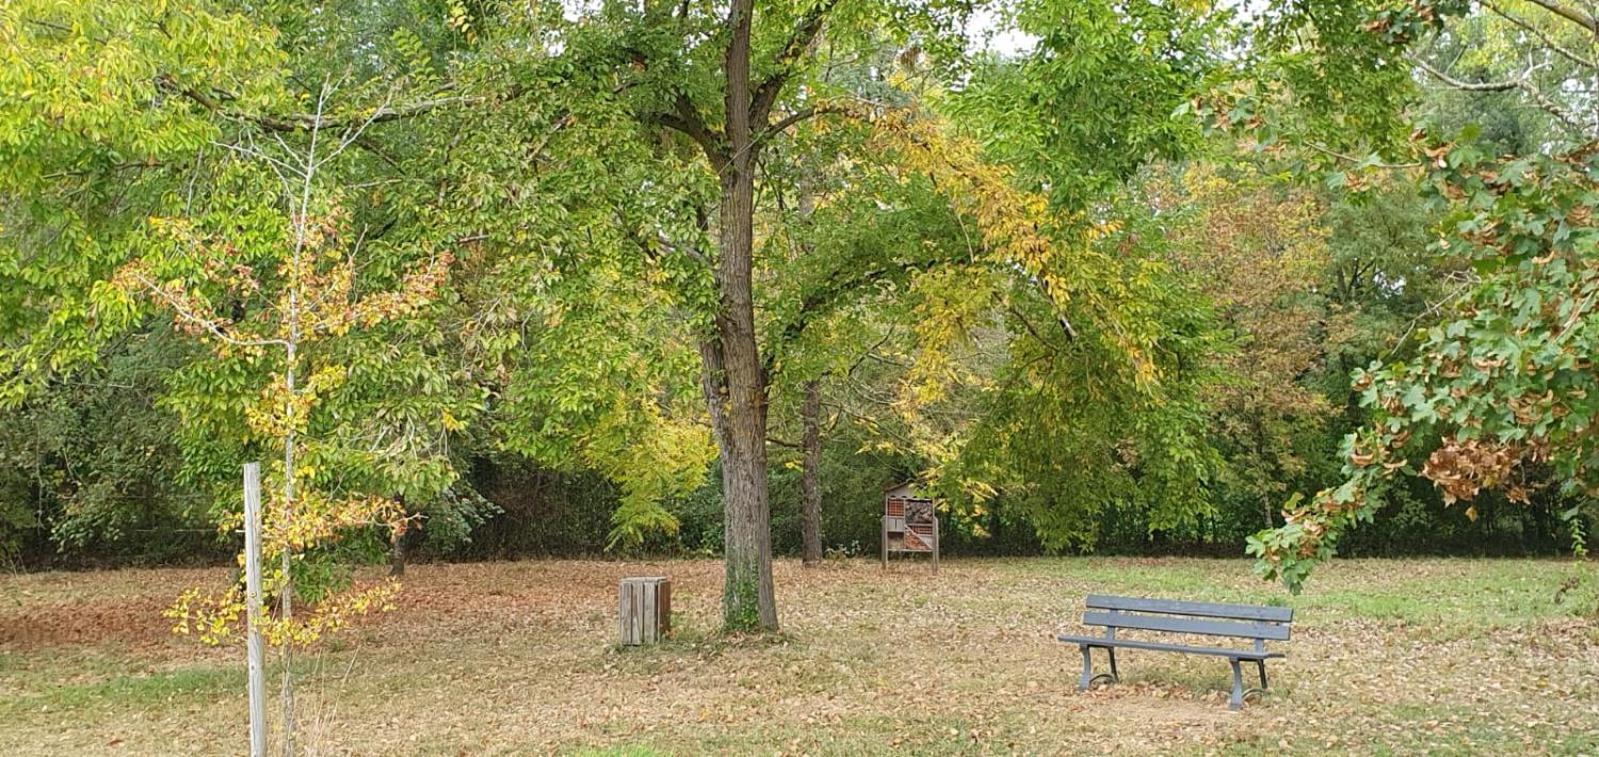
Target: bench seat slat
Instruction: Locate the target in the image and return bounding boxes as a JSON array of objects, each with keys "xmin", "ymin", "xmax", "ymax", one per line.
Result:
[
  {"xmin": 1057, "ymin": 635, "xmax": 1283, "ymax": 660},
  {"xmin": 1082, "ymin": 610, "xmax": 1291, "ymax": 641},
  {"xmin": 1086, "ymin": 594, "xmax": 1292, "ymax": 622}
]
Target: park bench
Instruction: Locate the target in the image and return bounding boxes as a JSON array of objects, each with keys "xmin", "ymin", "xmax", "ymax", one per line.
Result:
[{"xmin": 1057, "ymin": 594, "xmax": 1293, "ymax": 710}]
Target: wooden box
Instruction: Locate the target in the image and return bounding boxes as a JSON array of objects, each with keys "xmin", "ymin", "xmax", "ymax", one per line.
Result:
[{"xmin": 618, "ymin": 576, "xmax": 671, "ymax": 645}]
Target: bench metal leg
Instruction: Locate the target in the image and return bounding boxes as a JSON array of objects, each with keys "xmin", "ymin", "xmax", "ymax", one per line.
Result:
[
  {"xmin": 1256, "ymin": 659, "xmax": 1267, "ymax": 690},
  {"xmin": 1228, "ymin": 658, "xmax": 1244, "ymax": 711},
  {"xmin": 1077, "ymin": 645, "xmax": 1093, "ymax": 691},
  {"xmin": 1077, "ymin": 645, "xmax": 1120, "ymax": 691}
]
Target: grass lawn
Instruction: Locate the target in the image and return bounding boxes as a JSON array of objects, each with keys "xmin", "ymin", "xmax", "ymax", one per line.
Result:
[{"xmin": 2, "ymin": 557, "xmax": 1597, "ymax": 755}]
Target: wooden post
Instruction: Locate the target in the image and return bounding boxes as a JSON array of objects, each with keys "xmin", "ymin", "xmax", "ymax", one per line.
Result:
[
  {"xmin": 242, "ymin": 463, "xmax": 267, "ymax": 757},
  {"xmin": 880, "ymin": 516, "xmax": 888, "ymax": 569},
  {"xmin": 931, "ymin": 515, "xmax": 939, "ymax": 574},
  {"xmin": 618, "ymin": 577, "xmax": 671, "ymax": 645}
]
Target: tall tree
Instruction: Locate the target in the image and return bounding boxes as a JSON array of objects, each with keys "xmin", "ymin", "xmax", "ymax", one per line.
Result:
[
  {"xmin": 3, "ymin": 6, "xmax": 479, "ymax": 749},
  {"xmin": 1145, "ymin": 162, "xmax": 1334, "ymax": 529},
  {"xmin": 441, "ymin": 0, "xmax": 1227, "ymax": 618},
  {"xmin": 1230, "ymin": 0, "xmax": 1599, "ymax": 590},
  {"xmin": 527, "ymin": 0, "xmax": 1151, "ymax": 629}
]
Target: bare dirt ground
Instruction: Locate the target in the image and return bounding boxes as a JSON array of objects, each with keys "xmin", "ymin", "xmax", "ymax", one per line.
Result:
[{"xmin": 2, "ymin": 557, "xmax": 1596, "ymax": 755}]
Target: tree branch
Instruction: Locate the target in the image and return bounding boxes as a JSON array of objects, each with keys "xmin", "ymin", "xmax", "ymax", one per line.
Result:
[
  {"xmin": 656, "ymin": 234, "xmax": 713, "ymax": 268},
  {"xmin": 654, "ymin": 114, "xmax": 724, "ymax": 165},
  {"xmin": 1514, "ymin": 75, "xmax": 1592, "ymax": 136},
  {"xmin": 759, "ymin": 101, "xmax": 864, "ymax": 143},
  {"xmin": 1482, "ymin": 0, "xmax": 1598, "ymax": 70},
  {"xmin": 1409, "ymin": 56, "xmax": 1519, "ymax": 91},
  {"xmin": 161, "ymin": 75, "xmax": 520, "ymax": 133},
  {"xmin": 622, "ymin": 43, "xmax": 731, "ymax": 168},
  {"xmin": 1303, "ymin": 142, "xmax": 1423, "ymax": 169},
  {"xmin": 762, "ymin": 265, "xmax": 894, "ymax": 378},
  {"xmin": 1008, "ymin": 304, "xmax": 1065, "ymax": 355},
  {"xmin": 651, "ymin": 93, "xmax": 729, "ymax": 169},
  {"xmin": 125, "ymin": 270, "xmax": 288, "ymax": 352},
  {"xmin": 1413, "ymin": 53, "xmax": 1591, "ymax": 136},
  {"xmin": 749, "ymin": 0, "xmax": 842, "ymax": 126},
  {"xmin": 1521, "ymin": 0, "xmax": 1599, "ymax": 35}
]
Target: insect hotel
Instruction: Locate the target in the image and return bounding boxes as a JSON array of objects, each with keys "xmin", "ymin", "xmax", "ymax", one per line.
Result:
[{"xmin": 882, "ymin": 482, "xmax": 939, "ymax": 571}]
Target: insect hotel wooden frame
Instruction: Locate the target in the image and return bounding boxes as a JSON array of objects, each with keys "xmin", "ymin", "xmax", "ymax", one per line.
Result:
[{"xmin": 882, "ymin": 482, "xmax": 939, "ymax": 571}]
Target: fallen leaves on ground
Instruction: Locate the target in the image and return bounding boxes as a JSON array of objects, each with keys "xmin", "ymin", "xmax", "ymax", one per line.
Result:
[{"xmin": 1, "ymin": 557, "xmax": 1596, "ymax": 755}]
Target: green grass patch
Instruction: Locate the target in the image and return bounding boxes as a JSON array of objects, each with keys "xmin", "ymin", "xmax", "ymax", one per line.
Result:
[{"xmin": 1, "ymin": 664, "xmax": 239, "ymax": 719}]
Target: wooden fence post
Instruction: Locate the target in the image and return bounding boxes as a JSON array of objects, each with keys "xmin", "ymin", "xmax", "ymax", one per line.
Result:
[
  {"xmin": 243, "ymin": 463, "xmax": 267, "ymax": 757},
  {"xmin": 618, "ymin": 577, "xmax": 671, "ymax": 645}
]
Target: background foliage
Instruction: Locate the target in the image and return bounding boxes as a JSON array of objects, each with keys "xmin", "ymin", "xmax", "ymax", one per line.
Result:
[{"xmin": 0, "ymin": 0, "xmax": 1593, "ymax": 577}]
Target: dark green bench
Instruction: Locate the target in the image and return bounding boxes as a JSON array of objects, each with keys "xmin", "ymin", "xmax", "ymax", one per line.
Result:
[{"xmin": 1058, "ymin": 594, "xmax": 1293, "ymax": 710}]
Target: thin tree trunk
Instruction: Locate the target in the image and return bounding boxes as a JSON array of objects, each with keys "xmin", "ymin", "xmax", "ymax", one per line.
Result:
[
  {"xmin": 800, "ymin": 379, "xmax": 823, "ymax": 566},
  {"xmin": 279, "ymin": 358, "xmax": 296, "ymax": 757},
  {"xmin": 388, "ymin": 495, "xmax": 410, "ymax": 577},
  {"xmin": 276, "ymin": 86, "xmax": 327, "ymax": 757},
  {"xmin": 388, "ymin": 529, "xmax": 408, "ymax": 577},
  {"xmin": 1252, "ymin": 417, "xmax": 1274, "ymax": 529}
]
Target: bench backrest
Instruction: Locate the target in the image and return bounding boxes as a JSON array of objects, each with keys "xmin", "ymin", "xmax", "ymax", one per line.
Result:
[{"xmin": 1082, "ymin": 594, "xmax": 1293, "ymax": 644}]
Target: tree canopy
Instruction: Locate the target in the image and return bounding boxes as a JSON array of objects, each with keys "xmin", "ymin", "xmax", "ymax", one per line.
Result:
[{"xmin": 1, "ymin": 0, "xmax": 1593, "ymax": 632}]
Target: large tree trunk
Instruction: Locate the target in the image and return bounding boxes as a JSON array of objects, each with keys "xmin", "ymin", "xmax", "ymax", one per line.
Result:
[
  {"xmin": 800, "ymin": 379, "xmax": 823, "ymax": 566},
  {"xmin": 706, "ymin": 0, "xmax": 778, "ymax": 632}
]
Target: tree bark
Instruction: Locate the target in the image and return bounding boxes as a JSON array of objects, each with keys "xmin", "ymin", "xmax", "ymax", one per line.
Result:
[
  {"xmin": 1252, "ymin": 420, "xmax": 1274, "ymax": 530},
  {"xmin": 800, "ymin": 379, "xmax": 823, "ymax": 566},
  {"xmin": 388, "ymin": 528, "xmax": 408, "ymax": 577},
  {"xmin": 388, "ymin": 494, "xmax": 411, "ymax": 577},
  {"xmin": 706, "ymin": 0, "xmax": 778, "ymax": 632}
]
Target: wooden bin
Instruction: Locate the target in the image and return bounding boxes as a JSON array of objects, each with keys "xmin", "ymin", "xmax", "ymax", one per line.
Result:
[{"xmin": 618, "ymin": 576, "xmax": 671, "ymax": 645}]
